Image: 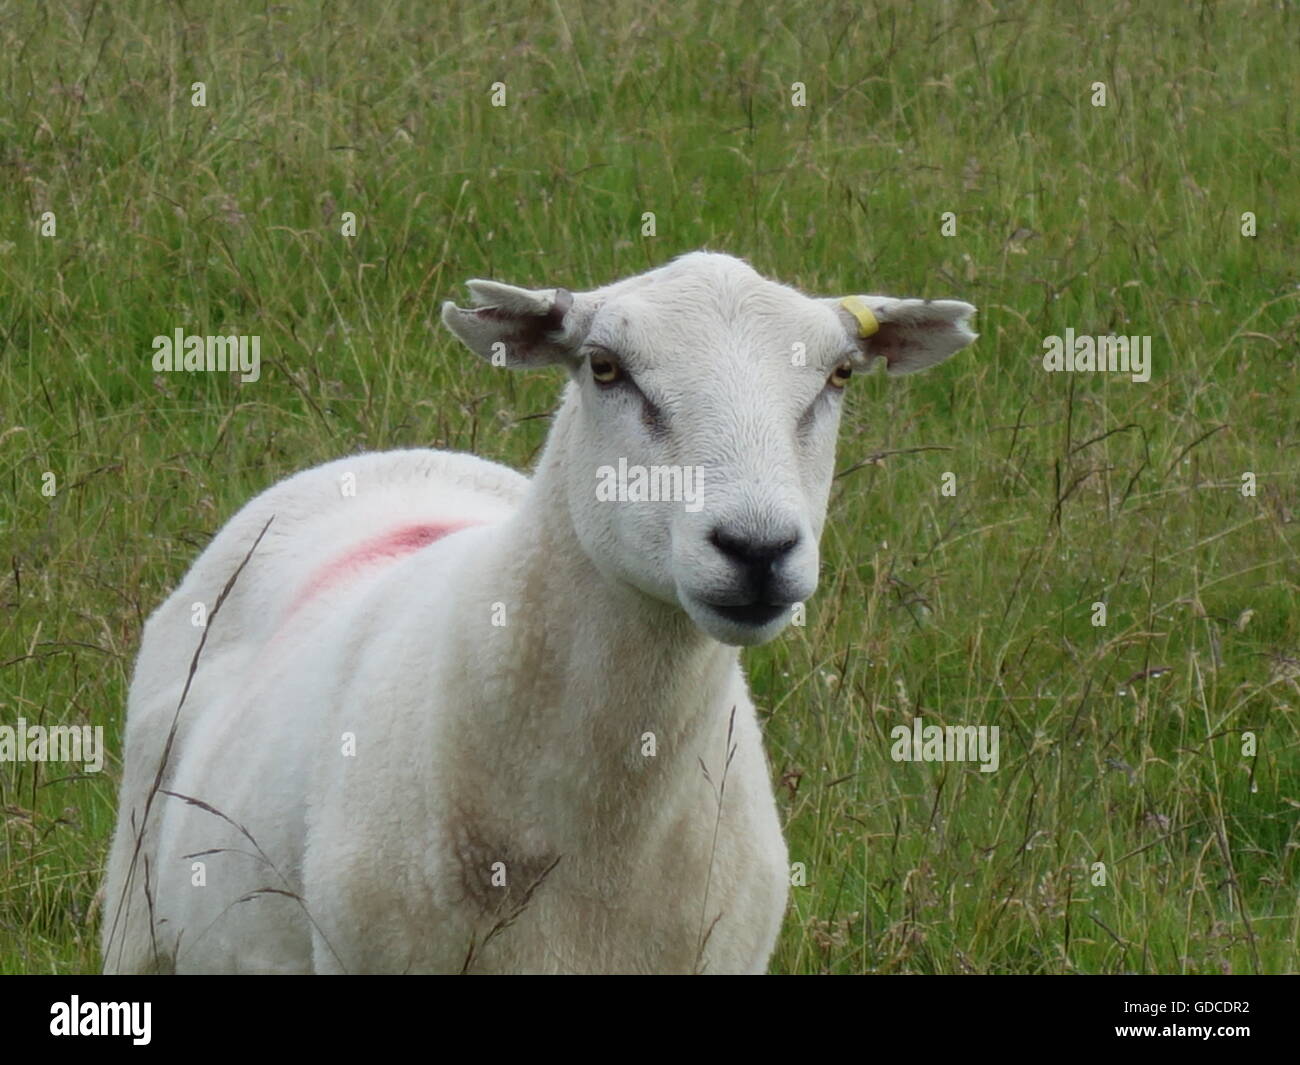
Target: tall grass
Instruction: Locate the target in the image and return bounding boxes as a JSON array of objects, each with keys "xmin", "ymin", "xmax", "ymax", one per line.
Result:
[{"xmin": 1, "ymin": 0, "xmax": 1296, "ymax": 973}]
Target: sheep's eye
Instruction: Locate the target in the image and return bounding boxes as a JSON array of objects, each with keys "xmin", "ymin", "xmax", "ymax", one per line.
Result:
[
  {"xmin": 590, "ymin": 354, "xmax": 623, "ymax": 385},
  {"xmin": 828, "ymin": 360, "xmax": 853, "ymax": 389}
]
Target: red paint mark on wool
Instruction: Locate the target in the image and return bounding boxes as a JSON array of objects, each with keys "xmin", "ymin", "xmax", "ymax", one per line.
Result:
[{"xmin": 287, "ymin": 521, "xmax": 475, "ymax": 615}]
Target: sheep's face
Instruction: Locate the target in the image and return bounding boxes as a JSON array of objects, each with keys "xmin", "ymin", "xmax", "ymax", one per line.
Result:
[
  {"xmin": 443, "ymin": 253, "xmax": 976, "ymax": 647},
  {"xmin": 562, "ymin": 268, "xmax": 853, "ymax": 648}
]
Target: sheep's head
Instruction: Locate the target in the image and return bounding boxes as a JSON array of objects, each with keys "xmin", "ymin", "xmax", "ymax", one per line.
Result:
[{"xmin": 442, "ymin": 252, "xmax": 976, "ymax": 647}]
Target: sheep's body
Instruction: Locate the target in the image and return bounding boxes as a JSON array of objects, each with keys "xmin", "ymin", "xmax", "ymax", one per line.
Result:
[
  {"xmin": 103, "ymin": 445, "xmax": 787, "ymax": 974},
  {"xmin": 103, "ymin": 252, "xmax": 974, "ymax": 974}
]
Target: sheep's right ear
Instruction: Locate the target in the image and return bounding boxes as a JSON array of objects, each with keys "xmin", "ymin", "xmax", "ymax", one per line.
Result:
[{"xmin": 441, "ymin": 281, "xmax": 594, "ymax": 369}]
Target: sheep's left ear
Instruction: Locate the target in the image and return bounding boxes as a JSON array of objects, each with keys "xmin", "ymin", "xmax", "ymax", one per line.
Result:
[
  {"xmin": 441, "ymin": 281, "xmax": 596, "ymax": 370},
  {"xmin": 823, "ymin": 295, "xmax": 978, "ymax": 374}
]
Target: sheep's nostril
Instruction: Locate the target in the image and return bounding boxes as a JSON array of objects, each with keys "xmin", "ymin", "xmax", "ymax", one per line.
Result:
[{"xmin": 709, "ymin": 527, "xmax": 800, "ymax": 570}]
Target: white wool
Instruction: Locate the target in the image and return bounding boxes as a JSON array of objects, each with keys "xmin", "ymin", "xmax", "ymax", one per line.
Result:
[{"xmin": 101, "ymin": 252, "xmax": 976, "ymax": 974}]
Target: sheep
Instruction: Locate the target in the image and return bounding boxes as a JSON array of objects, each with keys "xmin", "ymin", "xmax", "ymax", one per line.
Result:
[{"xmin": 100, "ymin": 251, "xmax": 976, "ymax": 974}]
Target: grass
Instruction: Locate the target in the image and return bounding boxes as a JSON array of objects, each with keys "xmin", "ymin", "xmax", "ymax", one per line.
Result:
[{"xmin": 1, "ymin": 0, "xmax": 1297, "ymax": 974}]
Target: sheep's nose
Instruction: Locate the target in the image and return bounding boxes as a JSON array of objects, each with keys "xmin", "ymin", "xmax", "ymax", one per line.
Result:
[{"xmin": 709, "ymin": 527, "xmax": 800, "ymax": 576}]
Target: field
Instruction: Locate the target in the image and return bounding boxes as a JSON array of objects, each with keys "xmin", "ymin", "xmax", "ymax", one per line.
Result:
[{"xmin": 1, "ymin": 0, "xmax": 1297, "ymax": 974}]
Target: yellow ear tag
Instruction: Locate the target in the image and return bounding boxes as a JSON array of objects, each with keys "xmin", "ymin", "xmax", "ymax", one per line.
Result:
[{"xmin": 840, "ymin": 296, "xmax": 880, "ymax": 338}]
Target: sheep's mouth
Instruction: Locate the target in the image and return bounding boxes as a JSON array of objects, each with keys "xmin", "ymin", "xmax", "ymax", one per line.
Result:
[{"xmin": 703, "ymin": 600, "xmax": 789, "ymax": 627}]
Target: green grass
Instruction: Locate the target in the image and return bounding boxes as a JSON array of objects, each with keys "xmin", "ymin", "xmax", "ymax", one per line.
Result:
[{"xmin": 1, "ymin": 0, "xmax": 1297, "ymax": 974}]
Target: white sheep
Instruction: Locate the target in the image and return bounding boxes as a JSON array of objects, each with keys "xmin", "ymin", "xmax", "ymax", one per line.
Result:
[{"xmin": 101, "ymin": 252, "xmax": 976, "ymax": 974}]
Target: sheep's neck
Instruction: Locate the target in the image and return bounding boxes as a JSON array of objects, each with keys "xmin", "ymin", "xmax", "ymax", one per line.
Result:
[{"xmin": 461, "ymin": 398, "xmax": 740, "ymax": 844}]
